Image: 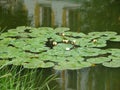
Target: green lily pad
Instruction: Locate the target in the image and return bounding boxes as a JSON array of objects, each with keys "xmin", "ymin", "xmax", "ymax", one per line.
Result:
[
  {"xmin": 88, "ymin": 31, "xmax": 117, "ymax": 38},
  {"xmin": 55, "ymin": 27, "xmax": 70, "ymax": 33},
  {"xmin": 0, "ymin": 26, "xmax": 120, "ymax": 70},
  {"xmin": 1, "ymin": 32, "xmax": 19, "ymax": 37},
  {"xmin": 54, "ymin": 61, "xmax": 91, "ymax": 70},
  {"xmin": 16, "ymin": 26, "xmax": 32, "ymax": 33},
  {"xmin": 102, "ymin": 61, "xmax": 120, "ymax": 68},
  {"xmin": 109, "ymin": 35, "xmax": 120, "ymax": 42},
  {"xmin": 0, "ymin": 38, "xmax": 15, "ymax": 45},
  {"xmin": 23, "ymin": 59, "xmax": 54, "ymax": 69},
  {"xmin": 0, "ymin": 60, "xmax": 9, "ymax": 66},
  {"xmin": 86, "ymin": 39, "xmax": 107, "ymax": 47},
  {"xmin": 87, "ymin": 57, "xmax": 111, "ymax": 64},
  {"xmin": 108, "ymin": 55, "xmax": 120, "ymax": 60},
  {"xmin": 76, "ymin": 47, "xmax": 106, "ymax": 57},
  {"xmin": 106, "ymin": 49, "xmax": 120, "ymax": 56},
  {"xmin": 64, "ymin": 32, "xmax": 86, "ymax": 37}
]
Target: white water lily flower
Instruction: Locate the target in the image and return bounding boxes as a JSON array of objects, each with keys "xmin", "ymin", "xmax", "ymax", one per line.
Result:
[{"xmin": 66, "ymin": 47, "xmax": 70, "ymax": 51}]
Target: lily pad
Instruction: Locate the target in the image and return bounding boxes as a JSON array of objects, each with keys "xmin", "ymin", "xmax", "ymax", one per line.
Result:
[
  {"xmin": 76, "ymin": 47, "xmax": 106, "ymax": 57},
  {"xmin": 103, "ymin": 60, "xmax": 120, "ymax": 68},
  {"xmin": 0, "ymin": 60, "xmax": 9, "ymax": 66},
  {"xmin": 23, "ymin": 59, "xmax": 54, "ymax": 69},
  {"xmin": 88, "ymin": 31, "xmax": 117, "ymax": 38},
  {"xmin": 54, "ymin": 61, "xmax": 91, "ymax": 70},
  {"xmin": 55, "ymin": 27, "xmax": 70, "ymax": 33},
  {"xmin": 109, "ymin": 35, "xmax": 120, "ymax": 42},
  {"xmin": 87, "ymin": 57, "xmax": 111, "ymax": 64},
  {"xmin": 64, "ymin": 32, "xmax": 86, "ymax": 37},
  {"xmin": 0, "ymin": 26, "xmax": 120, "ymax": 70}
]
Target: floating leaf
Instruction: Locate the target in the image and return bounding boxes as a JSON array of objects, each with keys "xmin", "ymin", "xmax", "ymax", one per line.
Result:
[
  {"xmin": 64, "ymin": 32, "xmax": 86, "ymax": 37},
  {"xmin": 0, "ymin": 60, "xmax": 9, "ymax": 66},
  {"xmin": 103, "ymin": 61, "xmax": 120, "ymax": 68},
  {"xmin": 23, "ymin": 59, "xmax": 54, "ymax": 69},
  {"xmin": 88, "ymin": 31, "xmax": 117, "ymax": 38},
  {"xmin": 55, "ymin": 27, "xmax": 70, "ymax": 33},
  {"xmin": 54, "ymin": 61, "xmax": 91, "ymax": 70},
  {"xmin": 109, "ymin": 35, "xmax": 120, "ymax": 42},
  {"xmin": 87, "ymin": 57, "xmax": 111, "ymax": 64},
  {"xmin": 0, "ymin": 26, "xmax": 120, "ymax": 70},
  {"xmin": 76, "ymin": 47, "xmax": 106, "ymax": 57}
]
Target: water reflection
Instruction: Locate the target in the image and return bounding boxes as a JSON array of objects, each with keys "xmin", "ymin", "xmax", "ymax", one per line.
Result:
[
  {"xmin": 56, "ymin": 66, "xmax": 120, "ymax": 90},
  {"xmin": 0, "ymin": 0, "xmax": 120, "ymax": 33},
  {"xmin": 0, "ymin": 0, "xmax": 120, "ymax": 90},
  {"xmin": 0, "ymin": 0, "xmax": 29, "ymax": 30}
]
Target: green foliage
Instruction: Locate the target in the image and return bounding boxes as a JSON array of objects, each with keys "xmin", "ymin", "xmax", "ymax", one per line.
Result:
[
  {"xmin": 0, "ymin": 26, "xmax": 120, "ymax": 70},
  {"xmin": 0, "ymin": 66, "xmax": 57, "ymax": 90}
]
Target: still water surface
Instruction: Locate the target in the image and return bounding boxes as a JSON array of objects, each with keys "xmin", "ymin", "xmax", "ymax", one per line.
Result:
[{"xmin": 0, "ymin": 0, "xmax": 120, "ymax": 90}]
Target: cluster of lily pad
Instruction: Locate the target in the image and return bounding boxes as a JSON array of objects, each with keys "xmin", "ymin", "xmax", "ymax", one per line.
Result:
[{"xmin": 0, "ymin": 26, "xmax": 120, "ymax": 70}]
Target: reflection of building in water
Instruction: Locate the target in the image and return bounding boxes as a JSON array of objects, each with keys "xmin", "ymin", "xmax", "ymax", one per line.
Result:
[
  {"xmin": 24, "ymin": 0, "xmax": 81, "ymax": 31},
  {"xmin": 56, "ymin": 66, "xmax": 120, "ymax": 90}
]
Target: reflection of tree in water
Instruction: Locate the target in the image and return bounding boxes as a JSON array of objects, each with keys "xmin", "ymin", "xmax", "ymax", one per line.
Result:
[
  {"xmin": 0, "ymin": 1, "xmax": 29, "ymax": 31},
  {"xmin": 79, "ymin": 0, "xmax": 120, "ymax": 34}
]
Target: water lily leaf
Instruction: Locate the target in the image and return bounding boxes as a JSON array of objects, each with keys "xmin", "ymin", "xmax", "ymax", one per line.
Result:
[
  {"xmin": 54, "ymin": 61, "xmax": 91, "ymax": 70},
  {"xmin": 0, "ymin": 46, "xmax": 22, "ymax": 58},
  {"xmin": 64, "ymin": 32, "xmax": 86, "ymax": 37},
  {"xmin": 106, "ymin": 49, "xmax": 120, "ymax": 56},
  {"xmin": 87, "ymin": 57, "xmax": 111, "ymax": 64},
  {"xmin": 108, "ymin": 55, "xmax": 120, "ymax": 60},
  {"xmin": 53, "ymin": 43, "xmax": 73, "ymax": 50},
  {"xmin": 109, "ymin": 35, "xmax": 120, "ymax": 42},
  {"xmin": 1, "ymin": 32, "xmax": 19, "ymax": 37},
  {"xmin": 23, "ymin": 58, "xmax": 54, "ymax": 69},
  {"xmin": 50, "ymin": 35, "xmax": 63, "ymax": 42},
  {"xmin": 41, "ymin": 62, "xmax": 54, "ymax": 68},
  {"xmin": 88, "ymin": 31, "xmax": 117, "ymax": 38},
  {"xmin": 77, "ymin": 38, "xmax": 91, "ymax": 47},
  {"xmin": 22, "ymin": 44, "xmax": 49, "ymax": 52},
  {"xmin": 66, "ymin": 56, "xmax": 84, "ymax": 62},
  {"xmin": 102, "ymin": 61, "xmax": 120, "ymax": 68},
  {"xmin": 0, "ymin": 38, "xmax": 15, "ymax": 45},
  {"xmin": 0, "ymin": 26, "xmax": 120, "ymax": 70},
  {"xmin": 10, "ymin": 39, "xmax": 27, "ymax": 48},
  {"xmin": 0, "ymin": 60, "xmax": 9, "ymax": 66},
  {"xmin": 86, "ymin": 39, "xmax": 107, "ymax": 47},
  {"xmin": 76, "ymin": 47, "xmax": 106, "ymax": 57},
  {"xmin": 23, "ymin": 61, "xmax": 44, "ymax": 68},
  {"xmin": 38, "ymin": 27, "xmax": 54, "ymax": 32},
  {"xmin": 16, "ymin": 26, "xmax": 32, "ymax": 33},
  {"xmin": 55, "ymin": 27, "xmax": 70, "ymax": 33}
]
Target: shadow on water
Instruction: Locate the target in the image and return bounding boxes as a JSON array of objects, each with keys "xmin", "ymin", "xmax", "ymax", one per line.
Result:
[{"xmin": 0, "ymin": 0, "xmax": 120, "ymax": 90}]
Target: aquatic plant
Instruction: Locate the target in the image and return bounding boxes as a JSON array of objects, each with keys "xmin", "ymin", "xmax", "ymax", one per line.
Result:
[
  {"xmin": 0, "ymin": 26, "xmax": 120, "ymax": 70},
  {"xmin": 0, "ymin": 66, "xmax": 57, "ymax": 90}
]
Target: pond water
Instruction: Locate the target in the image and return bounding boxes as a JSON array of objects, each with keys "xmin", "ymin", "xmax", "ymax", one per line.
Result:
[{"xmin": 0, "ymin": 0, "xmax": 120, "ymax": 90}]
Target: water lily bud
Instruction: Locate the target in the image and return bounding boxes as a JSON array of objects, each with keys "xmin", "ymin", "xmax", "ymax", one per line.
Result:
[
  {"xmin": 61, "ymin": 33, "xmax": 65, "ymax": 36},
  {"xmin": 72, "ymin": 40, "xmax": 76, "ymax": 44},
  {"xmin": 62, "ymin": 39, "xmax": 69, "ymax": 43},
  {"xmin": 93, "ymin": 39, "xmax": 97, "ymax": 43},
  {"xmin": 53, "ymin": 41, "xmax": 57, "ymax": 46},
  {"xmin": 66, "ymin": 47, "xmax": 70, "ymax": 51}
]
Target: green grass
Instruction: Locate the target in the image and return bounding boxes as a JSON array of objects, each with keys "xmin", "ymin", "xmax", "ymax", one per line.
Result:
[{"xmin": 0, "ymin": 66, "xmax": 57, "ymax": 90}]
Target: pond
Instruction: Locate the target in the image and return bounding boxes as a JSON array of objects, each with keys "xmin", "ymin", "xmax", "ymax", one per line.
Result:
[{"xmin": 0, "ymin": 0, "xmax": 120, "ymax": 90}]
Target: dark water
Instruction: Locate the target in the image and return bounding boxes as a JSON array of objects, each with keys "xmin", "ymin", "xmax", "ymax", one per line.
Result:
[{"xmin": 0, "ymin": 0, "xmax": 120, "ymax": 90}]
